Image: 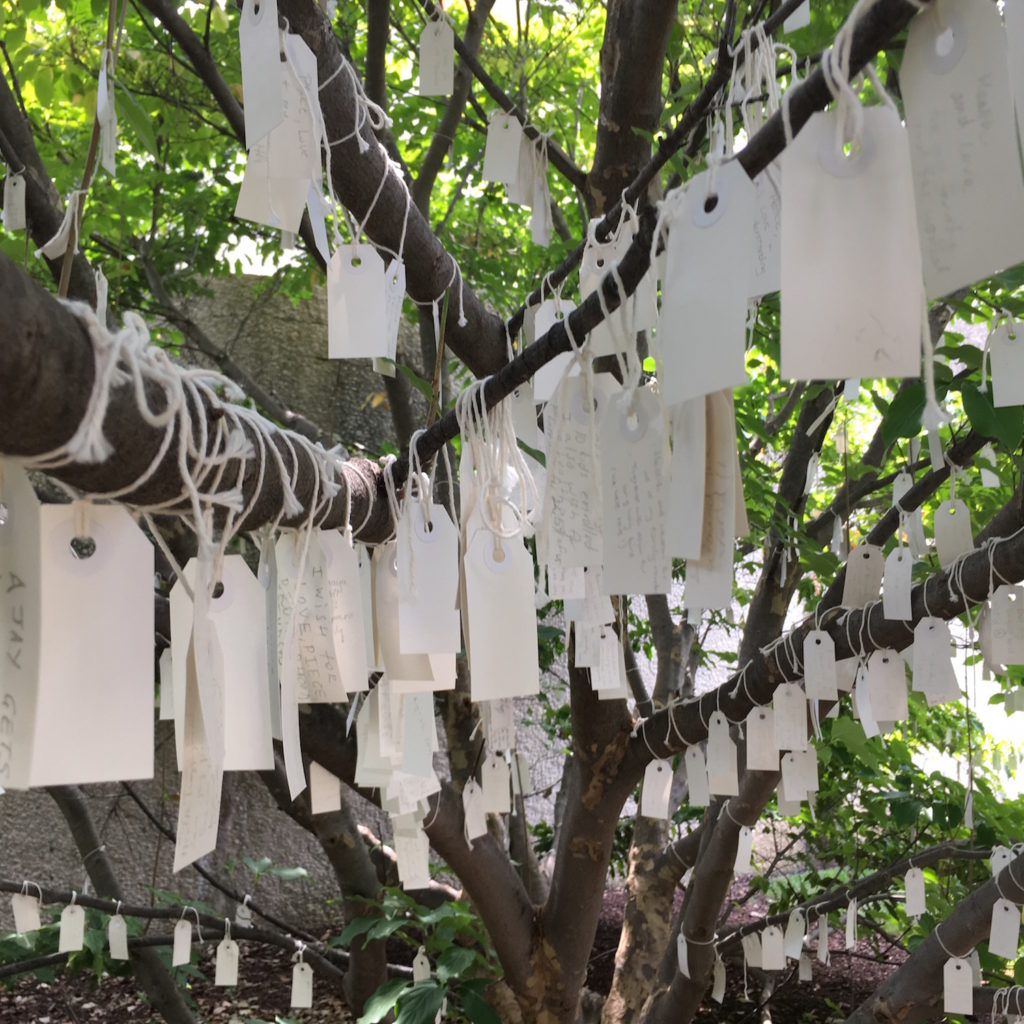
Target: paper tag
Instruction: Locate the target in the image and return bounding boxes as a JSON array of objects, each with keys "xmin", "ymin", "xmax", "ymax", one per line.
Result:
[
  {"xmin": 798, "ymin": 951, "xmax": 813, "ymax": 981},
  {"xmin": 854, "ymin": 664, "xmax": 880, "ymax": 738},
  {"xmin": 413, "ymin": 947, "xmax": 431, "ymax": 983},
  {"xmin": 309, "ymin": 761, "xmax": 341, "ymax": 814},
  {"xmin": 419, "ymin": 19, "xmax": 454, "ymax": 95},
  {"xmin": 761, "ymin": 925, "xmax": 785, "ymax": 971},
  {"xmin": 882, "ymin": 547, "xmax": 913, "ymax": 621},
  {"xmin": 867, "ymin": 649, "xmax": 908, "ymax": 723},
  {"xmin": 933, "ymin": 499, "xmax": 973, "ymax": 568},
  {"xmin": 11, "ymin": 892, "xmax": 40, "ymax": 933},
  {"xmin": 677, "ymin": 933, "xmax": 689, "ymax": 978},
  {"xmin": 745, "ymin": 706, "xmax": 779, "ymax": 771},
  {"xmin": 904, "ymin": 867, "xmax": 926, "ymax": 918},
  {"xmin": 216, "ymin": 938, "xmax": 239, "ymax": 986},
  {"xmin": 734, "ymin": 825, "xmax": 754, "ymax": 874},
  {"xmin": 641, "ymin": 759, "xmax": 673, "ymax": 819},
  {"xmin": 482, "ymin": 113, "xmax": 524, "ymax": 185},
  {"xmin": 989, "ymin": 585, "xmax": 1024, "ymax": 667},
  {"xmin": 912, "ymin": 617, "xmax": 961, "ymax": 704},
  {"xmin": 784, "ymin": 910, "xmax": 806, "ymax": 960},
  {"xmin": 988, "ymin": 321, "xmax": 1024, "ymax": 407},
  {"xmin": 774, "ymin": 682, "xmax": 808, "ymax": 752},
  {"xmin": 707, "ymin": 710, "xmax": 739, "ymax": 796},
  {"xmin": 817, "ymin": 913, "xmax": 829, "ymax": 964},
  {"xmin": 842, "ymin": 544, "xmax": 883, "ymax": 608},
  {"xmin": 328, "ymin": 245, "xmax": 387, "ymax": 359},
  {"xmin": 599, "ymin": 388, "xmax": 670, "ymax": 595},
  {"xmin": 781, "ymin": 107, "xmax": 922, "ymax": 380},
  {"xmin": 685, "ymin": 745, "xmax": 710, "ymax": 807},
  {"xmin": 943, "ymin": 957, "xmax": 973, "ymax": 1015},
  {"xmin": 902, "ymin": 0, "xmax": 1024, "ymax": 298},
  {"xmin": 845, "ymin": 898, "xmax": 857, "ymax": 949},
  {"xmin": 991, "ymin": 845, "xmax": 1014, "ymax": 873},
  {"xmin": 58, "ymin": 903, "xmax": 85, "ymax": 952},
  {"xmin": 979, "ymin": 442, "xmax": 999, "ymax": 487},
  {"xmin": 781, "ymin": 748, "xmax": 818, "ymax": 799},
  {"xmin": 292, "ymin": 961, "xmax": 314, "ymax": 1008},
  {"xmin": 657, "ymin": 163, "xmax": 755, "ymax": 404},
  {"xmin": 741, "ymin": 931, "xmax": 762, "ymax": 970},
  {"xmin": 481, "ymin": 699, "xmax": 516, "ymax": 751},
  {"xmin": 508, "ymin": 136, "xmax": 535, "ymax": 206},
  {"xmin": 398, "ymin": 502, "xmax": 460, "ymax": 655},
  {"xmin": 373, "ymin": 542, "xmax": 434, "ymax": 687},
  {"xmin": 463, "ymin": 779, "xmax": 488, "ymax": 841},
  {"xmin": 108, "ymin": 913, "xmax": 129, "ymax": 960},
  {"xmin": 532, "ymin": 300, "xmax": 576, "ymax": 402},
  {"xmin": 510, "ymin": 751, "xmax": 531, "ymax": 797},
  {"xmin": 2, "ymin": 172, "xmax": 26, "ymax": 232},
  {"xmin": 318, "ymin": 531, "xmax": 370, "ymax": 694},
  {"xmin": 749, "ymin": 169, "xmax": 781, "ymax": 299},
  {"xmin": 803, "ymin": 630, "xmax": 838, "ymax": 700},
  {"xmin": 989, "ymin": 897, "xmax": 1020, "ymax": 958},
  {"xmin": 172, "ymin": 918, "xmax": 192, "ymax": 967},
  {"xmin": 712, "ymin": 957, "xmax": 726, "ymax": 1002},
  {"xmin": 481, "ymin": 753, "xmax": 511, "ymax": 814},
  {"xmin": 666, "ymin": 397, "xmax": 706, "ymax": 559},
  {"xmin": 238, "ymin": 0, "xmax": 283, "ymax": 148},
  {"xmin": 784, "ymin": 0, "xmax": 810, "ymax": 31},
  {"xmin": 579, "ymin": 219, "xmax": 635, "ymax": 357}
]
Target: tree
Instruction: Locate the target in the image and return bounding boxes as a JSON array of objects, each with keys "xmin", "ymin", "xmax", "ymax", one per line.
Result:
[{"xmin": 3, "ymin": 0, "xmax": 1024, "ymax": 1022}]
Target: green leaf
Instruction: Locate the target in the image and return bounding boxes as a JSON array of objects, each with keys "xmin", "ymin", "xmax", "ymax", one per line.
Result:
[
  {"xmin": 395, "ymin": 981, "xmax": 445, "ymax": 1024},
  {"xmin": 962, "ymin": 383, "xmax": 1024, "ymax": 450},
  {"xmin": 337, "ymin": 916, "xmax": 380, "ymax": 946},
  {"xmin": 115, "ymin": 83, "xmax": 159, "ymax": 158},
  {"xmin": 436, "ymin": 945, "xmax": 475, "ymax": 982},
  {"xmin": 357, "ymin": 979, "xmax": 410, "ymax": 1024},
  {"xmin": 458, "ymin": 981, "xmax": 502, "ymax": 1024},
  {"xmin": 880, "ymin": 382, "xmax": 925, "ymax": 446},
  {"xmin": 396, "ymin": 363, "xmax": 434, "ymax": 402},
  {"xmin": 517, "ymin": 438, "xmax": 545, "ymax": 466}
]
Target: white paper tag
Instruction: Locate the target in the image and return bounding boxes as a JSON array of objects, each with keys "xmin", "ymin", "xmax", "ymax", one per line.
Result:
[
  {"xmin": 397, "ymin": 502, "xmax": 460, "ymax": 655},
  {"xmin": 413, "ymin": 947, "xmax": 432, "ymax": 983},
  {"xmin": 988, "ymin": 321, "xmax": 1024, "ymax": 407},
  {"xmin": 904, "ymin": 867, "xmax": 926, "ymax": 918},
  {"xmin": 11, "ymin": 892, "xmax": 40, "ymax": 933},
  {"xmin": 599, "ymin": 388, "xmax": 670, "ymax": 595},
  {"xmin": 817, "ymin": 913, "xmax": 829, "ymax": 964},
  {"xmin": 238, "ymin": 0, "xmax": 283, "ymax": 148},
  {"xmin": 784, "ymin": 910, "xmax": 806, "ymax": 960},
  {"xmin": 172, "ymin": 918, "xmax": 192, "ymax": 967},
  {"xmin": 677, "ymin": 933, "xmax": 689, "ymax": 978},
  {"xmin": 842, "ymin": 543, "xmax": 883, "ymax": 608},
  {"xmin": 882, "ymin": 547, "xmax": 913, "ymax": 621},
  {"xmin": 309, "ymin": 760, "xmax": 341, "ymax": 814},
  {"xmin": 989, "ymin": 585, "xmax": 1024, "ymax": 667},
  {"xmin": 761, "ymin": 925, "xmax": 785, "ymax": 971},
  {"xmin": 749, "ymin": 169, "xmax": 781, "ymax": 299},
  {"xmin": 108, "ymin": 914, "xmax": 129, "ymax": 960},
  {"xmin": 59, "ymin": 903, "xmax": 85, "ymax": 952},
  {"xmin": 579, "ymin": 219, "xmax": 635, "ymax": 357},
  {"xmin": 482, "ymin": 114, "xmax": 524, "ymax": 185},
  {"xmin": 943, "ymin": 957, "xmax": 973, "ymax": 1015},
  {"xmin": 318, "ymin": 531, "xmax": 370, "ymax": 694},
  {"xmin": 989, "ymin": 897, "xmax": 1021, "ymax": 959},
  {"xmin": 774, "ymin": 683, "xmax": 808, "ymax": 752},
  {"xmin": 991, "ymin": 845, "xmax": 1014, "ymax": 874},
  {"xmin": 734, "ymin": 825, "xmax": 754, "ymax": 873},
  {"xmin": 657, "ymin": 163, "xmax": 755, "ymax": 404},
  {"xmin": 784, "ymin": 0, "xmax": 810, "ymax": 31},
  {"xmin": 685, "ymin": 745, "xmax": 710, "ymax": 807},
  {"xmin": 867, "ymin": 649, "xmax": 908, "ymax": 723},
  {"xmin": 902, "ymin": 0, "xmax": 1024, "ymax": 298},
  {"xmin": 741, "ymin": 931, "xmax": 762, "ymax": 970},
  {"xmin": 216, "ymin": 938, "xmax": 239, "ymax": 986},
  {"xmin": 419, "ymin": 19, "xmax": 454, "ymax": 96},
  {"xmin": 292, "ymin": 961, "xmax": 314, "ymax": 1008},
  {"xmin": 707, "ymin": 710, "xmax": 739, "ymax": 796},
  {"xmin": 641, "ymin": 759, "xmax": 673, "ymax": 819},
  {"xmin": 781, "ymin": 748, "xmax": 818, "ymax": 799},
  {"xmin": 328, "ymin": 245, "xmax": 387, "ymax": 359},
  {"xmin": 781, "ymin": 106, "xmax": 922, "ymax": 380},
  {"xmin": 2, "ymin": 172, "xmax": 26, "ymax": 232},
  {"xmin": 803, "ymin": 630, "xmax": 838, "ymax": 700},
  {"xmin": 532, "ymin": 299, "xmax": 576, "ymax": 402},
  {"xmin": 912, "ymin": 617, "xmax": 961, "ymax": 704},
  {"xmin": 666, "ymin": 396, "xmax": 706, "ymax": 559},
  {"xmin": 845, "ymin": 898, "xmax": 857, "ymax": 949},
  {"xmin": 373, "ymin": 542, "xmax": 433, "ymax": 688},
  {"xmin": 712, "ymin": 957, "xmax": 726, "ymax": 1002},
  {"xmin": 979, "ymin": 442, "xmax": 999, "ymax": 487},
  {"xmin": 481, "ymin": 753, "xmax": 511, "ymax": 814},
  {"xmin": 745, "ymin": 706, "xmax": 779, "ymax": 771},
  {"xmin": 798, "ymin": 952, "xmax": 813, "ymax": 981},
  {"xmin": 933, "ymin": 499, "xmax": 973, "ymax": 568},
  {"xmin": 463, "ymin": 779, "xmax": 488, "ymax": 841}
]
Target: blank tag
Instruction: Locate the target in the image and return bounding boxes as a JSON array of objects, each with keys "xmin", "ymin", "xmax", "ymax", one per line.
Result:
[
  {"xmin": 216, "ymin": 938, "xmax": 239, "ymax": 986},
  {"xmin": 482, "ymin": 114, "xmax": 524, "ymax": 185},
  {"xmin": 398, "ymin": 502, "xmax": 460, "ymax": 655},
  {"xmin": 463, "ymin": 779, "xmax": 488, "ymax": 841},
  {"xmin": 989, "ymin": 585, "xmax": 1024, "ymax": 667},
  {"xmin": 902, "ymin": 0, "xmax": 1024, "ymax": 298},
  {"xmin": 784, "ymin": 0, "xmax": 810, "ymax": 31},
  {"xmin": 677, "ymin": 933, "xmax": 689, "ymax": 978},
  {"xmin": 413, "ymin": 947, "xmax": 431, "ymax": 983},
  {"xmin": 992, "ymin": 846, "xmax": 1014, "ymax": 873},
  {"xmin": 685, "ymin": 745, "xmax": 710, "ymax": 807},
  {"xmin": 657, "ymin": 163, "xmax": 755, "ymax": 404},
  {"xmin": 238, "ymin": 0, "xmax": 283, "ymax": 148},
  {"xmin": 172, "ymin": 918, "xmax": 192, "ymax": 967},
  {"xmin": 309, "ymin": 761, "xmax": 341, "ymax": 814},
  {"xmin": 579, "ymin": 219, "xmax": 635, "ymax": 357},
  {"xmin": 912, "ymin": 617, "xmax": 961, "ymax": 704},
  {"xmin": 842, "ymin": 544, "xmax": 883, "ymax": 608},
  {"xmin": 741, "ymin": 932, "xmax": 762, "ymax": 970},
  {"xmin": 745, "ymin": 707, "xmax": 778, "ymax": 771},
  {"xmin": 374, "ymin": 542, "xmax": 433, "ymax": 687},
  {"xmin": 291, "ymin": 961, "xmax": 314, "ymax": 1009},
  {"xmin": 989, "ymin": 322, "xmax": 1024, "ymax": 407},
  {"xmin": 989, "ymin": 898, "xmax": 1020, "ymax": 959},
  {"xmin": 2, "ymin": 172, "xmax": 26, "ymax": 231},
  {"xmin": 943, "ymin": 957, "xmax": 973, "ymax": 1015},
  {"xmin": 11, "ymin": 892, "xmax": 40, "ymax": 933},
  {"xmin": 774, "ymin": 683, "xmax": 808, "ymax": 752},
  {"xmin": 383, "ymin": 260, "xmax": 406, "ymax": 362},
  {"xmin": 328, "ymin": 245, "xmax": 387, "ymax": 358},
  {"xmin": 761, "ymin": 925, "xmax": 785, "ymax": 971},
  {"xmin": 108, "ymin": 914, "xmax": 129, "ymax": 960},
  {"xmin": 481, "ymin": 754, "xmax": 511, "ymax": 814},
  {"xmin": 817, "ymin": 913, "xmax": 829, "ymax": 964},
  {"xmin": 933, "ymin": 499, "xmax": 973, "ymax": 568},
  {"xmin": 867, "ymin": 649, "xmax": 908, "ymax": 723},
  {"xmin": 979, "ymin": 443, "xmax": 999, "ymax": 487},
  {"xmin": 706, "ymin": 710, "xmax": 739, "ymax": 796},
  {"xmin": 641, "ymin": 759, "xmax": 673, "ymax": 820},
  {"xmin": 798, "ymin": 952, "xmax": 813, "ymax": 981},
  {"xmin": 883, "ymin": 548, "xmax": 913, "ymax": 620},
  {"xmin": 666, "ymin": 396, "xmax": 706, "ymax": 559},
  {"xmin": 712, "ymin": 957, "xmax": 726, "ymax": 1002},
  {"xmin": 419, "ymin": 20, "xmax": 454, "ymax": 95},
  {"xmin": 845, "ymin": 898, "xmax": 857, "ymax": 949},
  {"xmin": 781, "ymin": 106, "xmax": 921, "ymax": 381},
  {"xmin": 904, "ymin": 867, "xmax": 926, "ymax": 918},
  {"xmin": 599, "ymin": 388, "xmax": 670, "ymax": 595},
  {"xmin": 734, "ymin": 825, "xmax": 754, "ymax": 873},
  {"xmin": 781, "ymin": 748, "xmax": 818, "ymax": 799},
  {"xmin": 510, "ymin": 751, "xmax": 531, "ymax": 797},
  {"xmin": 804, "ymin": 631, "xmax": 838, "ymax": 700},
  {"xmin": 784, "ymin": 910, "xmax": 806, "ymax": 960},
  {"xmin": 532, "ymin": 300, "xmax": 576, "ymax": 402},
  {"xmin": 59, "ymin": 903, "xmax": 85, "ymax": 952}
]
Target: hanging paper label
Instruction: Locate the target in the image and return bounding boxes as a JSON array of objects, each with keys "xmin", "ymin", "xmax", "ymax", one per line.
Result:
[
  {"xmin": 666, "ymin": 396, "xmax": 706, "ymax": 560},
  {"xmin": 532, "ymin": 299, "xmax": 576, "ymax": 402},
  {"xmin": 734, "ymin": 825, "xmax": 754, "ymax": 874},
  {"xmin": 328, "ymin": 245, "xmax": 388, "ymax": 359},
  {"xmin": 842, "ymin": 544, "xmax": 883, "ymax": 608},
  {"xmin": 309, "ymin": 760, "xmax": 342, "ymax": 814},
  {"xmin": 990, "ymin": 897, "xmax": 1021, "ymax": 959},
  {"xmin": 419, "ymin": 19, "xmax": 454, "ymax": 96},
  {"xmin": 845, "ymin": 898, "xmax": 857, "ymax": 949},
  {"xmin": 238, "ymin": 0, "xmax": 284, "ymax": 148},
  {"xmin": 319, "ymin": 531, "xmax": 370, "ymax": 694},
  {"xmin": 712, "ymin": 957, "xmax": 726, "ymax": 1002},
  {"xmin": 773, "ymin": 682, "xmax": 808, "ymax": 752},
  {"xmin": 58, "ymin": 903, "xmax": 85, "ymax": 952},
  {"xmin": 933, "ymin": 499, "xmax": 973, "ymax": 569},
  {"xmin": 943, "ymin": 957, "xmax": 973, "ymax": 1015},
  {"xmin": 481, "ymin": 753, "xmax": 511, "ymax": 814},
  {"xmin": 463, "ymin": 779, "xmax": 488, "ymax": 841},
  {"xmin": 749, "ymin": 169, "xmax": 782, "ymax": 299},
  {"xmin": 803, "ymin": 630, "xmax": 838, "ymax": 700},
  {"xmin": 482, "ymin": 114, "xmax": 524, "ymax": 185},
  {"xmin": 904, "ymin": 867, "xmax": 926, "ymax": 918},
  {"xmin": 746, "ymin": 706, "xmax": 779, "ymax": 771},
  {"xmin": 761, "ymin": 924, "xmax": 785, "ymax": 971},
  {"xmin": 216, "ymin": 938, "xmax": 239, "ymax": 986},
  {"xmin": 641, "ymin": 759, "xmax": 673, "ymax": 820},
  {"xmin": 172, "ymin": 918, "xmax": 193, "ymax": 967},
  {"xmin": 784, "ymin": 910, "xmax": 806, "ymax": 960},
  {"xmin": 817, "ymin": 913, "xmax": 829, "ymax": 964},
  {"xmin": 912, "ymin": 617, "xmax": 961, "ymax": 704},
  {"xmin": 2, "ymin": 172, "xmax": 26, "ymax": 232},
  {"xmin": 867, "ymin": 649, "xmax": 908, "ymax": 724},
  {"xmin": 685, "ymin": 745, "xmax": 710, "ymax": 807},
  {"xmin": 108, "ymin": 914, "xmax": 129, "ymax": 960},
  {"xmin": 292, "ymin": 961, "xmax": 314, "ymax": 1009},
  {"xmin": 707, "ymin": 710, "xmax": 739, "ymax": 796},
  {"xmin": 883, "ymin": 547, "xmax": 913, "ymax": 621},
  {"xmin": 11, "ymin": 892, "xmax": 40, "ymax": 933}
]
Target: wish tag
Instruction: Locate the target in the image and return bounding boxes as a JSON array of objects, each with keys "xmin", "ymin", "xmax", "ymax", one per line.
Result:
[
  {"xmin": 735, "ymin": 825, "xmax": 754, "ymax": 873},
  {"xmin": 383, "ymin": 260, "xmax": 406, "ymax": 362},
  {"xmin": 883, "ymin": 547, "xmax": 913, "ymax": 620},
  {"xmin": 641, "ymin": 759, "xmax": 673, "ymax": 819},
  {"xmin": 979, "ymin": 443, "xmax": 999, "ymax": 487},
  {"xmin": 419, "ymin": 18, "xmax": 454, "ymax": 95},
  {"xmin": 463, "ymin": 779, "xmax": 487, "ymax": 841},
  {"xmin": 784, "ymin": 0, "xmax": 810, "ymax": 31},
  {"xmin": 845, "ymin": 898, "xmax": 857, "ymax": 949},
  {"xmin": 749, "ymin": 169, "xmax": 781, "ymax": 299},
  {"xmin": 328, "ymin": 245, "xmax": 387, "ymax": 359},
  {"xmin": 413, "ymin": 946, "xmax": 431, "ymax": 983},
  {"xmin": 373, "ymin": 543, "xmax": 434, "ymax": 687},
  {"xmin": 599, "ymin": 388, "xmax": 670, "ymax": 595},
  {"xmin": 482, "ymin": 699, "xmax": 516, "ymax": 751},
  {"xmin": 943, "ymin": 957, "xmax": 973, "ymax": 1015},
  {"xmin": 741, "ymin": 932, "xmax": 762, "ymax": 969},
  {"xmin": 782, "ymin": 748, "xmax": 818, "ymax": 799},
  {"xmin": 912, "ymin": 617, "xmax": 961, "ymax": 704},
  {"xmin": 579, "ymin": 219, "xmax": 635, "ymax": 358},
  {"xmin": 780, "ymin": 106, "xmax": 921, "ymax": 381},
  {"xmin": 657, "ymin": 163, "xmax": 755, "ymax": 404},
  {"xmin": 902, "ymin": 0, "xmax": 1024, "ymax": 298},
  {"xmin": 817, "ymin": 913, "xmax": 830, "ymax": 964},
  {"xmin": 989, "ymin": 585, "xmax": 1024, "ymax": 666},
  {"xmin": 677, "ymin": 933, "xmax": 689, "ymax": 978},
  {"xmin": 933, "ymin": 499, "xmax": 973, "ymax": 568},
  {"xmin": 108, "ymin": 914, "xmax": 129, "ymax": 960},
  {"xmin": 532, "ymin": 299, "xmax": 576, "ymax": 402},
  {"xmin": 172, "ymin": 918, "xmax": 192, "ymax": 967},
  {"xmin": 867, "ymin": 649, "xmax": 907, "ymax": 724},
  {"xmin": 804, "ymin": 631, "xmax": 838, "ymax": 700},
  {"xmin": 238, "ymin": 0, "xmax": 283, "ymax": 148},
  {"xmin": 904, "ymin": 867, "xmax": 926, "ymax": 918},
  {"xmin": 784, "ymin": 910, "xmax": 806, "ymax": 960},
  {"xmin": 507, "ymin": 135, "xmax": 536, "ymax": 206},
  {"xmin": 799, "ymin": 952, "xmax": 813, "ymax": 981},
  {"xmin": 292, "ymin": 961, "xmax": 314, "ymax": 1009},
  {"xmin": 510, "ymin": 751, "xmax": 531, "ymax": 796},
  {"xmin": 842, "ymin": 544, "xmax": 883, "ymax": 608},
  {"xmin": 989, "ymin": 898, "xmax": 1021, "ymax": 959},
  {"xmin": 397, "ymin": 502, "xmax": 460, "ymax": 655},
  {"xmin": 54, "ymin": 901, "xmax": 85, "ymax": 953},
  {"xmin": 482, "ymin": 113, "xmax": 524, "ymax": 185},
  {"xmin": 773, "ymin": 683, "xmax": 808, "ymax": 752},
  {"xmin": 991, "ymin": 846, "xmax": 1014, "ymax": 873},
  {"xmin": 666, "ymin": 396, "xmax": 706, "ymax": 559},
  {"xmin": 712, "ymin": 957, "xmax": 726, "ymax": 1002},
  {"xmin": 2, "ymin": 172, "xmax": 26, "ymax": 232},
  {"xmin": 685, "ymin": 745, "xmax": 710, "ymax": 807},
  {"xmin": 318, "ymin": 531, "xmax": 370, "ymax": 694},
  {"xmin": 761, "ymin": 925, "xmax": 785, "ymax": 971},
  {"xmin": 988, "ymin": 322, "xmax": 1024, "ymax": 407},
  {"xmin": 11, "ymin": 892, "xmax": 40, "ymax": 933},
  {"xmin": 216, "ymin": 938, "xmax": 239, "ymax": 986},
  {"xmin": 481, "ymin": 753, "xmax": 511, "ymax": 814},
  {"xmin": 309, "ymin": 761, "xmax": 341, "ymax": 814},
  {"xmin": 745, "ymin": 706, "xmax": 779, "ymax": 771},
  {"xmin": 706, "ymin": 710, "xmax": 739, "ymax": 796}
]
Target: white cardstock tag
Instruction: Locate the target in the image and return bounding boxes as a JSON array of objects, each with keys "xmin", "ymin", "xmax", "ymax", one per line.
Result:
[
  {"xmin": 641, "ymin": 759, "xmax": 673, "ymax": 820},
  {"xmin": 904, "ymin": 867, "xmax": 926, "ymax": 919},
  {"xmin": 943, "ymin": 956, "xmax": 973, "ymax": 1015},
  {"xmin": 328, "ymin": 245, "xmax": 388, "ymax": 359},
  {"xmin": 883, "ymin": 547, "xmax": 913, "ymax": 621},
  {"xmin": 773, "ymin": 683, "xmax": 808, "ymax": 752},
  {"xmin": 989, "ymin": 897, "xmax": 1021, "ymax": 959},
  {"xmin": 842, "ymin": 543, "xmax": 883, "ymax": 608},
  {"xmin": 481, "ymin": 753, "xmax": 511, "ymax": 814},
  {"xmin": 59, "ymin": 903, "xmax": 85, "ymax": 952},
  {"xmin": 912, "ymin": 617, "xmax": 961, "ymax": 704},
  {"xmin": 845, "ymin": 898, "xmax": 857, "ymax": 949},
  {"xmin": 745, "ymin": 706, "xmax": 779, "ymax": 771},
  {"xmin": 482, "ymin": 114, "xmax": 524, "ymax": 185},
  {"xmin": 2, "ymin": 172, "xmax": 26, "ymax": 232},
  {"xmin": 11, "ymin": 892, "xmax": 40, "ymax": 933},
  {"xmin": 216, "ymin": 937, "xmax": 239, "ymax": 986},
  {"xmin": 761, "ymin": 925, "xmax": 785, "ymax": 971},
  {"xmin": 706, "ymin": 710, "xmax": 739, "ymax": 796},
  {"xmin": 419, "ymin": 19, "xmax": 454, "ymax": 95},
  {"xmin": 108, "ymin": 914, "xmax": 129, "ymax": 960},
  {"xmin": 291, "ymin": 961, "xmax": 314, "ymax": 1008},
  {"xmin": 532, "ymin": 299, "xmax": 576, "ymax": 402},
  {"xmin": 238, "ymin": 0, "xmax": 283, "ymax": 148},
  {"xmin": 933, "ymin": 499, "xmax": 973, "ymax": 569},
  {"xmin": 735, "ymin": 825, "xmax": 754, "ymax": 873},
  {"xmin": 817, "ymin": 913, "xmax": 829, "ymax": 964},
  {"xmin": 867, "ymin": 649, "xmax": 908, "ymax": 723},
  {"xmin": 784, "ymin": 910, "xmax": 806, "ymax": 960},
  {"xmin": 172, "ymin": 918, "xmax": 192, "ymax": 967},
  {"xmin": 666, "ymin": 396, "xmax": 706, "ymax": 559},
  {"xmin": 463, "ymin": 779, "xmax": 488, "ymax": 841},
  {"xmin": 309, "ymin": 760, "xmax": 342, "ymax": 814},
  {"xmin": 685, "ymin": 745, "xmax": 710, "ymax": 807},
  {"xmin": 803, "ymin": 631, "xmax": 838, "ymax": 700},
  {"xmin": 318, "ymin": 531, "xmax": 370, "ymax": 693}
]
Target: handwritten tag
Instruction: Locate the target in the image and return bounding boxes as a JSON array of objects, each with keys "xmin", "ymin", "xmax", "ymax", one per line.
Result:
[
  {"xmin": 912, "ymin": 617, "xmax": 961, "ymax": 704},
  {"xmin": 11, "ymin": 892, "xmax": 40, "ymax": 933},
  {"xmin": 774, "ymin": 683, "xmax": 808, "ymax": 752},
  {"xmin": 2, "ymin": 171, "xmax": 26, "ymax": 232},
  {"xmin": 745, "ymin": 706, "xmax": 779, "ymax": 771},
  {"xmin": 238, "ymin": 0, "xmax": 283, "ymax": 148},
  {"xmin": 883, "ymin": 547, "xmax": 913, "ymax": 621},
  {"xmin": 216, "ymin": 937, "xmax": 239, "ymax": 986},
  {"xmin": 657, "ymin": 163, "xmax": 755, "ymax": 404},
  {"xmin": 933, "ymin": 499, "xmax": 973, "ymax": 568},
  {"xmin": 989, "ymin": 897, "xmax": 1021, "ymax": 959},
  {"xmin": 685, "ymin": 745, "xmax": 710, "ymax": 807},
  {"xmin": 481, "ymin": 753, "xmax": 510, "ymax": 814},
  {"xmin": 172, "ymin": 918, "xmax": 193, "ymax": 967},
  {"xmin": 804, "ymin": 631, "xmax": 838, "ymax": 700},
  {"xmin": 943, "ymin": 957, "xmax": 973, "ymax": 1015},
  {"xmin": 318, "ymin": 531, "xmax": 369, "ymax": 693},
  {"xmin": 735, "ymin": 825, "xmax": 754, "ymax": 874},
  {"xmin": 902, "ymin": 0, "xmax": 1024, "ymax": 298},
  {"xmin": 599, "ymin": 388, "xmax": 670, "ymax": 595},
  {"xmin": 419, "ymin": 19, "xmax": 454, "ymax": 95},
  {"xmin": 842, "ymin": 544, "xmax": 883, "ymax": 608},
  {"xmin": 463, "ymin": 779, "xmax": 487, "ymax": 841},
  {"xmin": 781, "ymin": 106, "xmax": 921, "ymax": 380},
  {"xmin": 707, "ymin": 710, "xmax": 739, "ymax": 796},
  {"xmin": 666, "ymin": 397, "xmax": 706, "ymax": 559},
  {"xmin": 328, "ymin": 245, "xmax": 387, "ymax": 359},
  {"xmin": 749, "ymin": 170, "xmax": 781, "ymax": 299},
  {"xmin": 784, "ymin": 910, "xmax": 806, "ymax": 960},
  {"xmin": 482, "ymin": 113, "xmax": 524, "ymax": 185},
  {"xmin": 108, "ymin": 913, "xmax": 129, "ymax": 960},
  {"xmin": 292, "ymin": 961, "xmax": 314, "ymax": 1008}
]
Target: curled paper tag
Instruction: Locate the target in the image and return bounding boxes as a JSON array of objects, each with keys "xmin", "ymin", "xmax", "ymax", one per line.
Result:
[{"xmin": 676, "ymin": 933, "xmax": 689, "ymax": 978}]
